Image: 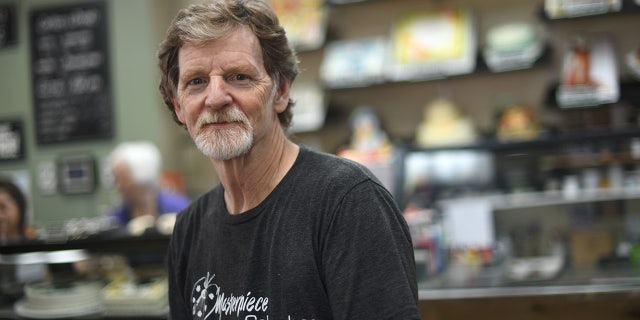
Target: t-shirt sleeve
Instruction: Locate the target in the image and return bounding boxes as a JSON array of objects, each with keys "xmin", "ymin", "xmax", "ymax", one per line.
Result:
[{"xmin": 320, "ymin": 179, "xmax": 421, "ymax": 320}]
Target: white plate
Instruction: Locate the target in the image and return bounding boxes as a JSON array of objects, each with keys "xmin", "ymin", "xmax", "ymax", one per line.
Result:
[{"xmin": 14, "ymin": 300, "xmax": 104, "ymax": 319}]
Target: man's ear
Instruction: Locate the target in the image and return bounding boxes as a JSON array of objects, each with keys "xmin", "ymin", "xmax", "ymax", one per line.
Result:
[
  {"xmin": 172, "ymin": 98, "xmax": 186, "ymax": 124},
  {"xmin": 274, "ymin": 81, "xmax": 290, "ymax": 113}
]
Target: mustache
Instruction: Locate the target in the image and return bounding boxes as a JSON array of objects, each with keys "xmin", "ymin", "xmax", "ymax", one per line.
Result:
[{"xmin": 195, "ymin": 109, "xmax": 248, "ymax": 129}]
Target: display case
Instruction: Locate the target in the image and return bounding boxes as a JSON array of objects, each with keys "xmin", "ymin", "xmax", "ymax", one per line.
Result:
[
  {"xmin": 292, "ymin": 0, "xmax": 640, "ymax": 315},
  {"xmin": 0, "ymin": 231, "xmax": 171, "ymax": 319}
]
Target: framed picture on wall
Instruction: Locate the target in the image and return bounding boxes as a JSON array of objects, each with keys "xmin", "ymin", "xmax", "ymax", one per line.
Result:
[
  {"xmin": 388, "ymin": 7, "xmax": 477, "ymax": 81},
  {"xmin": 320, "ymin": 37, "xmax": 388, "ymax": 88},
  {"xmin": 0, "ymin": 3, "xmax": 18, "ymax": 48},
  {"xmin": 556, "ymin": 33, "xmax": 619, "ymax": 108},
  {"xmin": 270, "ymin": 0, "xmax": 327, "ymax": 51},
  {"xmin": 0, "ymin": 119, "xmax": 25, "ymax": 162},
  {"xmin": 544, "ymin": 0, "xmax": 622, "ymax": 19},
  {"xmin": 57, "ymin": 154, "xmax": 96, "ymax": 195}
]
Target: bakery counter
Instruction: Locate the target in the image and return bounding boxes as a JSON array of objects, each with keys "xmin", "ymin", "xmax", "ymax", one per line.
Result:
[
  {"xmin": 417, "ymin": 263, "xmax": 640, "ymax": 320},
  {"xmin": 0, "ymin": 306, "xmax": 166, "ymax": 320},
  {"xmin": 0, "ymin": 269, "xmax": 169, "ymax": 319},
  {"xmin": 5, "ymin": 230, "xmax": 638, "ymax": 319},
  {"xmin": 0, "ymin": 307, "xmax": 166, "ymax": 320},
  {"xmin": 418, "ymin": 261, "xmax": 640, "ymax": 300},
  {"xmin": 0, "ymin": 230, "xmax": 171, "ymax": 320},
  {"xmin": 0, "ymin": 229, "xmax": 171, "ymax": 256}
]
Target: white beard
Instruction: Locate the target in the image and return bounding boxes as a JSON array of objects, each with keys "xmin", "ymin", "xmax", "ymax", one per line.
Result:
[
  {"xmin": 193, "ymin": 107, "xmax": 254, "ymax": 160},
  {"xmin": 192, "ymin": 82, "xmax": 278, "ymax": 161}
]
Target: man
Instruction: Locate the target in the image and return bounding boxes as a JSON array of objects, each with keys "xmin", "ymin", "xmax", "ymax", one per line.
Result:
[
  {"xmin": 157, "ymin": 1, "xmax": 420, "ymax": 319},
  {"xmin": 106, "ymin": 141, "xmax": 190, "ymax": 227}
]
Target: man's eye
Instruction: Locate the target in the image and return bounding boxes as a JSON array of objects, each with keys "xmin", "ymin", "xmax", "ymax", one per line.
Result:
[
  {"xmin": 232, "ymin": 74, "xmax": 248, "ymax": 81},
  {"xmin": 188, "ymin": 78, "xmax": 204, "ymax": 86}
]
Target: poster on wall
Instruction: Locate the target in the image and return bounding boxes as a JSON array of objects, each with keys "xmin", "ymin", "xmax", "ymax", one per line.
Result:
[
  {"xmin": 556, "ymin": 34, "xmax": 619, "ymax": 108},
  {"xmin": 288, "ymin": 81, "xmax": 326, "ymax": 133},
  {"xmin": 0, "ymin": 3, "xmax": 17, "ymax": 48},
  {"xmin": 320, "ymin": 37, "xmax": 388, "ymax": 88},
  {"xmin": 57, "ymin": 154, "xmax": 96, "ymax": 195},
  {"xmin": 544, "ymin": 0, "xmax": 622, "ymax": 19},
  {"xmin": 270, "ymin": 0, "xmax": 327, "ymax": 51},
  {"xmin": 29, "ymin": 0, "xmax": 113, "ymax": 145},
  {"xmin": 388, "ymin": 7, "xmax": 476, "ymax": 81},
  {"xmin": 0, "ymin": 119, "xmax": 25, "ymax": 161}
]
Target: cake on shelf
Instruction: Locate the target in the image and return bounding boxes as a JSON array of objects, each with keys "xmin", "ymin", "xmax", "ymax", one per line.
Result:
[
  {"xmin": 496, "ymin": 104, "xmax": 540, "ymax": 142},
  {"xmin": 483, "ymin": 22, "xmax": 544, "ymax": 72},
  {"xmin": 102, "ymin": 276, "xmax": 169, "ymax": 317},
  {"xmin": 627, "ymin": 47, "xmax": 640, "ymax": 80},
  {"xmin": 415, "ymin": 98, "xmax": 477, "ymax": 147}
]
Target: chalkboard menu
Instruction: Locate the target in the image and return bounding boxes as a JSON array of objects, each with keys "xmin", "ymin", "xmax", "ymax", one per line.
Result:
[
  {"xmin": 30, "ymin": 1, "xmax": 113, "ymax": 145},
  {"xmin": 0, "ymin": 3, "xmax": 17, "ymax": 48}
]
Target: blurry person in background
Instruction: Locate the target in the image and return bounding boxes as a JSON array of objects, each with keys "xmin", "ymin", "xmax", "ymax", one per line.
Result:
[
  {"xmin": 157, "ymin": 0, "xmax": 420, "ymax": 319},
  {"xmin": 0, "ymin": 178, "xmax": 29, "ymax": 245},
  {"xmin": 0, "ymin": 178, "xmax": 45, "ymax": 301},
  {"xmin": 106, "ymin": 141, "xmax": 190, "ymax": 232}
]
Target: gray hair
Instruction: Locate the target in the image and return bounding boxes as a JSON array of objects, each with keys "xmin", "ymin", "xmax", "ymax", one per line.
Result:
[
  {"xmin": 157, "ymin": 0, "xmax": 299, "ymax": 129},
  {"xmin": 108, "ymin": 141, "xmax": 162, "ymax": 187}
]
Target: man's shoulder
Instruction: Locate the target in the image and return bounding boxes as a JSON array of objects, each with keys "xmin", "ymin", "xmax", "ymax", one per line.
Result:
[{"xmin": 173, "ymin": 186, "xmax": 220, "ymax": 223}]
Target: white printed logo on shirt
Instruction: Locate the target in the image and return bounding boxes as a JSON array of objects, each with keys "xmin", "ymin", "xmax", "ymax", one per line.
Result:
[{"xmin": 191, "ymin": 272, "xmax": 269, "ymax": 319}]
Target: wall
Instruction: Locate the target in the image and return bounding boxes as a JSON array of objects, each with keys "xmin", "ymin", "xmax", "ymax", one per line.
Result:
[{"xmin": 0, "ymin": 0, "xmax": 188, "ymax": 227}]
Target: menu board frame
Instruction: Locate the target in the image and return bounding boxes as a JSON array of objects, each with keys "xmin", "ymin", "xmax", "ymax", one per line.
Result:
[
  {"xmin": 0, "ymin": 3, "xmax": 17, "ymax": 48},
  {"xmin": 29, "ymin": 0, "xmax": 113, "ymax": 145}
]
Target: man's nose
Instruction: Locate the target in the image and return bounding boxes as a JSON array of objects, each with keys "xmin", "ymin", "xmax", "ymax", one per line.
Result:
[{"xmin": 204, "ymin": 77, "xmax": 232, "ymax": 110}]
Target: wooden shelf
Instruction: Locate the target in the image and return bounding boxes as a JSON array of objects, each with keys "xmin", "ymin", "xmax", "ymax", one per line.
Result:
[
  {"xmin": 323, "ymin": 46, "xmax": 553, "ymax": 91},
  {"xmin": 538, "ymin": 0, "xmax": 640, "ymax": 21},
  {"xmin": 0, "ymin": 229, "xmax": 170, "ymax": 256},
  {"xmin": 437, "ymin": 188, "xmax": 640, "ymax": 211},
  {"xmin": 401, "ymin": 127, "xmax": 640, "ymax": 153}
]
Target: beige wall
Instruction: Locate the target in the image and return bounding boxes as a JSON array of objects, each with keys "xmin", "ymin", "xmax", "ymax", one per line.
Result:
[{"xmin": 0, "ymin": 0, "xmax": 208, "ymax": 227}]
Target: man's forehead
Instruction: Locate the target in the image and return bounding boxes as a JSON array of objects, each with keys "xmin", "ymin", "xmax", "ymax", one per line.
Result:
[
  {"xmin": 178, "ymin": 42, "xmax": 265, "ymax": 75},
  {"xmin": 180, "ymin": 26, "xmax": 260, "ymax": 54}
]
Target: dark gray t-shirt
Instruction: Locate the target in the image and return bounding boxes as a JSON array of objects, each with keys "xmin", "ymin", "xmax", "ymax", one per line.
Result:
[{"xmin": 167, "ymin": 146, "xmax": 420, "ymax": 320}]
